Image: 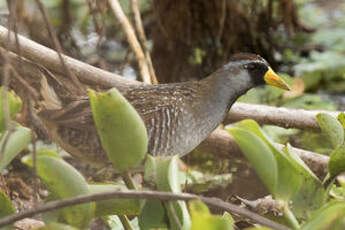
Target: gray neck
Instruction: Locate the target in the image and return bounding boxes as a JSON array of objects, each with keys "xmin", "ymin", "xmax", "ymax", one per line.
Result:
[{"xmin": 195, "ymin": 68, "xmax": 255, "ymax": 136}]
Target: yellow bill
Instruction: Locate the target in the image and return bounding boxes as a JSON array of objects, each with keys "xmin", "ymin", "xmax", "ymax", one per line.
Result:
[{"xmin": 264, "ymin": 67, "xmax": 291, "ymax": 90}]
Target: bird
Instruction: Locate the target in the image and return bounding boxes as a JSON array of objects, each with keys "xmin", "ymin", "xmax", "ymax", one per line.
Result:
[{"xmin": 38, "ymin": 53, "xmax": 290, "ymax": 168}]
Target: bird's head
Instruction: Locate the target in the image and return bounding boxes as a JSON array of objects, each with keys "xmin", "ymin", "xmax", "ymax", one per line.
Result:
[{"xmin": 224, "ymin": 53, "xmax": 291, "ymax": 90}]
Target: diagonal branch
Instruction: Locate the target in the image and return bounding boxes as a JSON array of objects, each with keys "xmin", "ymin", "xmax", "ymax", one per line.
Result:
[{"xmin": 0, "ymin": 25, "xmax": 139, "ymax": 91}]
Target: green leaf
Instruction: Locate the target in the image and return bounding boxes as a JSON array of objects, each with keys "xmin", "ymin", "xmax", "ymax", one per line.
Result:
[
  {"xmin": 0, "ymin": 189, "xmax": 15, "ymax": 230},
  {"xmin": 229, "ymin": 120, "xmax": 324, "ymax": 219},
  {"xmin": 0, "ymin": 88, "xmax": 22, "ymax": 132},
  {"xmin": 88, "ymin": 184, "xmax": 142, "ymax": 217},
  {"xmin": 0, "ymin": 125, "xmax": 31, "ymax": 170},
  {"xmin": 22, "ymin": 154, "xmax": 94, "ymax": 228},
  {"xmin": 190, "ymin": 201, "xmax": 234, "ymax": 230},
  {"xmin": 301, "ymin": 201, "xmax": 345, "ymax": 230},
  {"xmin": 227, "ymin": 127, "xmax": 278, "ymax": 195},
  {"xmin": 153, "ymin": 156, "xmax": 191, "ymax": 230},
  {"xmin": 329, "ymin": 146, "xmax": 345, "ymax": 178},
  {"xmin": 139, "ymin": 200, "xmax": 167, "ymax": 230},
  {"xmin": 89, "ymin": 88, "xmax": 148, "ymax": 172},
  {"xmin": 316, "ymin": 113, "xmax": 344, "ymax": 149}
]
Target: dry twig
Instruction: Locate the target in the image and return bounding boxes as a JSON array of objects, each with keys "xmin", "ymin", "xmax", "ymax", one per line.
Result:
[
  {"xmin": 130, "ymin": 0, "xmax": 158, "ymax": 84},
  {"xmin": 108, "ymin": 0, "xmax": 152, "ymax": 84}
]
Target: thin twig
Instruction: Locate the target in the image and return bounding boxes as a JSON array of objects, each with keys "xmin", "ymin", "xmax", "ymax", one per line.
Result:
[
  {"xmin": 0, "ymin": 2, "xmax": 16, "ymax": 163},
  {"xmin": 28, "ymin": 97, "xmax": 39, "ymax": 204},
  {"xmin": 107, "ymin": 0, "xmax": 152, "ymax": 84},
  {"xmin": 0, "ymin": 190, "xmax": 291, "ymax": 230},
  {"xmin": 130, "ymin": 0, "xmax": 158, "ymax": 84}
]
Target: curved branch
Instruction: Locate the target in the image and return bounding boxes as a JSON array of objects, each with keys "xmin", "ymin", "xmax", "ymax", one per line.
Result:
[{"xmin": 0, "ymin": 190, "xmax": 290, "ymax": 230}]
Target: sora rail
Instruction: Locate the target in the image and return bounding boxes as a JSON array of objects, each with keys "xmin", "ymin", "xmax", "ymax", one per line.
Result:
[{"xmin": 39, "ymin": 53, "xmax": 290, "ymax": 168}]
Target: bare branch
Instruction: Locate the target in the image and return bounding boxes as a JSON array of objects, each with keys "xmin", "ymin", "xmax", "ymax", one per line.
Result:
[
  {"xmin": 227, "ymin": 102, "xmax": 339, "ymax": 131},
  {"xmin": 0, "ymin": 25, "xmax": 139, "ymax": 90},
  {"xmin": 0, "ymin": 190, "xmax": 291, "ymax": 230}
]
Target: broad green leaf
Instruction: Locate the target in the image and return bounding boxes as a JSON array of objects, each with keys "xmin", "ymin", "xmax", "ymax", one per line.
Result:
[
  {"xmin": 88, "ymin": 184, "xmax": 142, "ymax": 217},
  {"xmin": 282, "ymin": 146, "xmax": 324, "ymax": 220},
  {"xmin": 190, "ymin": 201, "xmax": 234, "ymax": 230},
  {"xmin": 329, "ymin": 146, "xmax": 345, "ymax": 178},
  {"xmin": 0, "ymin": 88, "xmax": 22, "ymax": 132},
  {"xmin": 0, "ymin": 125, "xmax": 31, "ymax": 170},
  {"xmin": 301, "ymin": 201, "xmax": 345, "ymax": 230},
  {"xmin": 227, "ymin": 127, "xmax": 278, "ymax": 195},
  {"xmin": 139, "ymin": 200, "xmax": 167, "ymax": 230},
  {"xmin": 155, "ymin": 156, "xmax": 181, "ymax": 193},
  {"xmin": 283, "ymin": 144, "xmax": 318, "ymax": 180},
  {"xmin": 22, "ymin": 155, "xmax": 94, "ymax": 228},
  {"xmin": 0, "ymin": 189, "xmax": 15, "ymax": 230},
  {"xmin": 316, "ymin": 113, "xmax": 344, "ymax": 148},
  {"xmin": 89, "ymin": 88, "xmax": 148, "ymax": 172},
  {"xmin": 154, "ymin": 156, "xmax": 191, "ymax": 230}
]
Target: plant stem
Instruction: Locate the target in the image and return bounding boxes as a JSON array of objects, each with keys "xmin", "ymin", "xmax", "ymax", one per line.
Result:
[
  {"xmin": 119, "ymin": 172, "xmax": 137, "ymax": 230},
  {"xmin": 283, "ymin": 204, "xmax": 300, "ymax": 229},
  {"xmin": 118, "ymin": 215, "xmax": 134, "ymax": 230},
  {"xmin": 122, "ymin": 171, "xmax": 137, "ymax": 190}
]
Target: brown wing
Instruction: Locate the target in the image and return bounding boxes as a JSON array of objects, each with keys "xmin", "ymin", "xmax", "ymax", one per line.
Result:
[{"xmin": 38, "ymin": 96, "xmax": 94, "ymax": 130}]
